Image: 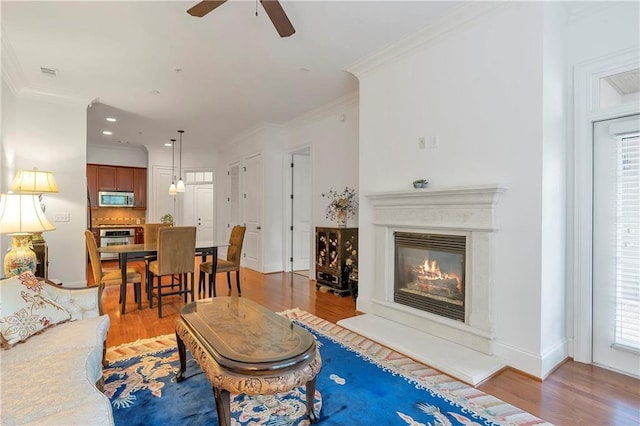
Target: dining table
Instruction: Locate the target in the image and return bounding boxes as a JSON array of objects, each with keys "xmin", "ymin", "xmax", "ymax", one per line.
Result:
[{"xmin": 98, "ymin": 240, "xmax": 229, "ymax": 310}]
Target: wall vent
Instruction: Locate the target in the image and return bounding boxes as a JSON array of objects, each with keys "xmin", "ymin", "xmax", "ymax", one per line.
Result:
[{"xmin": 40, "ymin": 67, "xmax": 58, "ymax": 77}]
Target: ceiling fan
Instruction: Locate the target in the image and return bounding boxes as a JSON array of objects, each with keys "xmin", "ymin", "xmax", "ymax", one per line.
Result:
[{"xmin": 187, "ymin": 0, "xmax": 295, "ymax": 38}]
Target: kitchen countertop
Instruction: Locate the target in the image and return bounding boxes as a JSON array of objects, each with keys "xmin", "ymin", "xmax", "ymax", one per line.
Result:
[{"xmin": 92, "ymin": 224, "xmax": 143, "ymax": 229}]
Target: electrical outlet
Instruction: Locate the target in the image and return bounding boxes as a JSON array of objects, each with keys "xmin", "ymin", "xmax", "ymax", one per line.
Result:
[
  {"xmin": 53, "ymin": 212, "xmax": 70, "ymax": 222},
  {"xmin": 418, "ymin": 137, "xmax": 426, "ymax": 149}
]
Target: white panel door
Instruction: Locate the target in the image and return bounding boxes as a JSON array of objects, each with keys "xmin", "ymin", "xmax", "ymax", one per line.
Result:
[
  {"xmin": 292, "ymin": 153, "xmax": 311, "ymax": 271},
  {"xmin": 243, "ymin": 153, "xmax": 262, "ymax": 271},
  {"xmin": 195, "ymin": 185, "xmax": 215, "ymax": 242},
  {"xmin": 153, "ymin": 166, "xmax": 176, "ymax": 223},
  {"xmin": 593, "ymin": 114, "xmax": 640, "ymax": 378},
  {"xmin": 228, "ymin": 162, "xmax": 241, "ymax": 227}
]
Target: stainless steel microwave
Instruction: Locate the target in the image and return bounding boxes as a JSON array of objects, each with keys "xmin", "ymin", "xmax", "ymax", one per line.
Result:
[{"xmin": 98, "ymin": 191, "xmax": 134, "ymax": 207}]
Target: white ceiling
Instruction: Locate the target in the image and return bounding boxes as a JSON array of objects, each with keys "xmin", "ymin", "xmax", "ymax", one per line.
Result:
[{"xmin": 2, "ymin": 1, "xmax": 462, "ymax": 149}]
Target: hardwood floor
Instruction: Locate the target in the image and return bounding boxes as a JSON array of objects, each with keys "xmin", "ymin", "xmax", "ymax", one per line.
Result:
[{"xmin": 96, "ymin": 261, "xmax": 639, "ymax": 426}]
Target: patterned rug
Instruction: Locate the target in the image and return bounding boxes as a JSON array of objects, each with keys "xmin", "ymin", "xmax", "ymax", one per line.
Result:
[{"xmin": 104, "ymin": 308, "xmax": 552, "ymax": 425}]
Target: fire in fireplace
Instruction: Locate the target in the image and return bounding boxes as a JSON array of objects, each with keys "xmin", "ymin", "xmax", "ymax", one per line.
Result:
[{"xmin": 394, "ymin": 232, "xmax": 466, "ymax": 322}]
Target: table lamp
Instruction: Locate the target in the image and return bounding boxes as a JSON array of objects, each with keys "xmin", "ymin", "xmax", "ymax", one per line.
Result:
[{"xmin": 0, "ymin": 193, "xmax": 56, "ymax": 277}]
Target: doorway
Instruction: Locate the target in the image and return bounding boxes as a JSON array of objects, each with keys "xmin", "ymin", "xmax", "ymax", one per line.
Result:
[
  {"xmin": 593, "ymin": 114, "xmax": 640, "ymax": 377},
  {"xmin": 290, "ymin": 148, "xmax": 312, "ymax": 277},
  {"xmin": 182, "ymin": 170, "xmax": 215, "ymax": 242}
]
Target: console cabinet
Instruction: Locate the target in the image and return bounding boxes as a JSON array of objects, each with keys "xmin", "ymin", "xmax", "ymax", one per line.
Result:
[{"xmin": 315, "ymin": 227, "xmax": 358, "ymax": 297}]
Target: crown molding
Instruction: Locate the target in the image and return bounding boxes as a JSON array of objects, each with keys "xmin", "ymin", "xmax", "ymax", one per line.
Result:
[{"xmin": 347, "ymin": 2, "xmax": 504, "ymax": 78}]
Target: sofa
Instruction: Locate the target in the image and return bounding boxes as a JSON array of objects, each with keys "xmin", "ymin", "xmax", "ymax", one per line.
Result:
[{"xmin": 0, "ymin": 272, "xmax": 114, "ymax": 425}]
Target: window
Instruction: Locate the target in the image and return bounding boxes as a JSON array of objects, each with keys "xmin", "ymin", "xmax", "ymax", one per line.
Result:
[{"xmin": 614, "ymin": 133, "xmax": 640, "ymax": 351}]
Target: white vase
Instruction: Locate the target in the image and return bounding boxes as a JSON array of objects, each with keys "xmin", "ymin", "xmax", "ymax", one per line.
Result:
[{"xmin": 336, "ymin": 210, "xmax": 347, "ymax": 228}]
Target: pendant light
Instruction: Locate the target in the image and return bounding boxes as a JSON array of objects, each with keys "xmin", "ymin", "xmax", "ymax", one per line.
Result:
[
  {"xmin": 176, "ymin": 130, "xmax": 185, "ymax": 193},
  {"xmin": 168, "ymin": 138, "xmax": 177, "ymax": 195}
]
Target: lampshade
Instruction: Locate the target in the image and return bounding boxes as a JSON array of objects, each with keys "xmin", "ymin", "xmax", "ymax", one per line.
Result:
[
  {"xmin": 176, "ymin": 179, "xmax": 185, "ymax": 193},
  {"xmin": 169, "ymin": 183, "xmax": 177, "ymax": 195},
  {"xmin": 11, "ymin": 168, "xmax": 59, "ymax": 193},
  {"xmin": 0, "ymin": 193, "xmax": 56, "ymax": 235}
]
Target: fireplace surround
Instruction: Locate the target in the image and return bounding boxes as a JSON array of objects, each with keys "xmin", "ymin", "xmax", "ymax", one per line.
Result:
[{"xmin": 365, "ymin": 185, "xmax": 505, "ymax": 354}]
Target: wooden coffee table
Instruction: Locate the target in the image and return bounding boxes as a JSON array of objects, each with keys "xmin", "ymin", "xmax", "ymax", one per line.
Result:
[{"xmin": 175, "ymin": 297, "xmax": 322, "ymax": 425}]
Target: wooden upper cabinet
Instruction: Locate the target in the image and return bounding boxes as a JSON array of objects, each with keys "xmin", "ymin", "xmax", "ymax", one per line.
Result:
[
  {"xmin": 133, "ymin": 168, "xmax": 147, "ymax": 209},
  {"xmin": 116, "ymin": 167, "xmax": 134, "ymax": 191},
  {"xmin": 87, "ymin": 164, "xmax": 147, "ymax": 210},
  {"xmin": 97, "ymin": 166, "xmax": 117, "ymax": 191},
  {"xmin": 87, "ymin": 164, "xmax": 99, "ymax": 208}
]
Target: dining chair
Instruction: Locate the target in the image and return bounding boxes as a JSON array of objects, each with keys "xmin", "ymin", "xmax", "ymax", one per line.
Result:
[
  {"xmin": 199, "ymin": 225, "xmax": 246, "ymax": 297},
  {"xmin": 142, "ymin": 222, "xmax": 173, "ymax": 298},
  {"xmin": 84, "ymin": 230, "xmax": 142, "ymax": 315},
  {"xmin": 148, "ymin": 226, "xmax": 196, "ymax": 318}
]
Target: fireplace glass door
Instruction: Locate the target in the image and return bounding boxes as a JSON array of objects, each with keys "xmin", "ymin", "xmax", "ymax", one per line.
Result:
[{"xmin": 394, "ymin": 232, "xmax": 466, "ymax": 322}]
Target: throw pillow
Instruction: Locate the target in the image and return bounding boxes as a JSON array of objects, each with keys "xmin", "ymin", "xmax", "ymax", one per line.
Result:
[{"xmin": 0, "ymin": 271, "xmax": 71, "ymax": 348}]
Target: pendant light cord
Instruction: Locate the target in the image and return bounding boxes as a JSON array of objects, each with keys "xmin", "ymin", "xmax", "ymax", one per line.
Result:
[
  {"xmin": 178, "ymin": 130, "xmax": 184, "ymax": 181},
  {"xmin": 171, "ymin": 139, "xmax": 176, "ymax": 182}
]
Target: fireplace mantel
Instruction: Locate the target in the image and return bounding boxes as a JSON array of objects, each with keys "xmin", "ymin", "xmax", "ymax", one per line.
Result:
[
  {"xmin": 363, "ymin": 184, "xmax": 507, "ymax": 355},
  {"xmin": 367, "ymin": 185, "xmax": 506, "ymax": 231}
]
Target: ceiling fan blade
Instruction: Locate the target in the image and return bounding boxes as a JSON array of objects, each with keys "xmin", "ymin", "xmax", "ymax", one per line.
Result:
[
  {"xmin": 259, "ymin": 0, "xmax": 295, "ymax": 37},
  {"xmin": 187, "ymin": 1, "xmax": 228, "ymax": 17}
]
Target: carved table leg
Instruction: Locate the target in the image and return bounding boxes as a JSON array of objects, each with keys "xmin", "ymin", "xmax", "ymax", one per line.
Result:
[
  {"xmin": 213, "ymin": 386, "xmax": 231, "ymax": 426},
  {"xmin": 175, "ymin": 330, "xmax": 187, "ymax": 382},
  {"xmin": 306, "ymin": 376, "xmax": 319, "ymax": 423}
]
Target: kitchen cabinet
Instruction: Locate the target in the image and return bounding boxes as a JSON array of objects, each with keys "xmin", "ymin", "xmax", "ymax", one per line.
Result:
[
  {"xmin": 87, "ymin": 164, "xmax": 147, "ymax": 209},
  {"xmin": 133, "ymin": 168, "xmax": 147, "ymax": 210},
  {"xmin": 87, "ymin": 164, "xmax": 99, "ymax": 207},
  {"xmin": 97, "ymin": 166, "xmax": 117, "ymax": 191},
  {"xmin": 315, "ymin": 227, "xmax": 358, "ymax": 297},
  {"xmin": 116, "ymin": 167, "xmax": 134, "ymax": 191},
  {"xmin": 96, "ymin": 165, "xmax": 133, "ymax": 192}
]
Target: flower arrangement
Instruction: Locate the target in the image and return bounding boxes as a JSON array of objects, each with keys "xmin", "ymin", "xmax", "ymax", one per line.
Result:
[
  {"xmin": 160, "ymin": 213, "xmax": 174, "ymax": 224},
  {"xmin": 322, "ymin": 187, "xmax": 358, "ymax": 224}
]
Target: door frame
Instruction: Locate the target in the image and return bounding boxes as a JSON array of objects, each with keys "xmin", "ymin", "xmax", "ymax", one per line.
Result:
[{"xmin": 573, "ymin": 48, "xmax": 640, "ymax": 363}]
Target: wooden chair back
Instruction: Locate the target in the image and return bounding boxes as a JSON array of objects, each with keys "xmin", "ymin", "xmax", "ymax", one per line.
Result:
[{"xmin": 84, "ymin": 230, "xmax": 103, "ymax": 284}]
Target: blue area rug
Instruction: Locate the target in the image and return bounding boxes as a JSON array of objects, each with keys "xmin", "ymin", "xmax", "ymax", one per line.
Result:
[{"xmin": 104, "ymin": 309, "xmax": 550, "ymax": 426}]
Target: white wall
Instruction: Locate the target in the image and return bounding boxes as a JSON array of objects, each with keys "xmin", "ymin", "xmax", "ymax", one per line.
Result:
[
  {"xmin": 353, "ymin": 2, "xmax": 562, "ymax": 377},
  {"xmin": 1, "ymin": 89, "xmax": 89, "ymax": 285},
  {"xmin": 216, "ymin": 124, "xmax": 285, "ymax": 273},
  {"xmin": 285, "ymin": 94, "xmax": 359, "ymax": 275},
  {"xmin": 1, "ymin": 80, "xmax": 18, "ymax": 260},
  {"xmin": 144, "ymin": 141, "xmax": 219, "ymax": 228},
  {"xmin": 87, "ymin": 143, "xmax": 148, "ymax": 167},
  {"xmin": 215, "ymin": 95, "xmax": 359, "ymax": 274}
]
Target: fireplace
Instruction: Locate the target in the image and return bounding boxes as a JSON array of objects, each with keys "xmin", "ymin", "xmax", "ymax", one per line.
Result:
[
  {"xmin": 394, "ymin": 232, "xmax": 466, "ymax": 322},
  {"xmin": 360, "ymin": 185, "xmax": 505, "ymax": 355}
]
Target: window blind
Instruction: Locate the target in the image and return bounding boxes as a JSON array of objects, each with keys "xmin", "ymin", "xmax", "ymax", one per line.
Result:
[{"xmin": 615, "ymin": 134, "xmax": 640, "ymax": 351}]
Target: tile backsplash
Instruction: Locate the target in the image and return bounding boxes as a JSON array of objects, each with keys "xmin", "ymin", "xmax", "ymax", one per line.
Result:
[{"xmin": 91, "ymin": 207, "xmax": 145, "ymax": 226}]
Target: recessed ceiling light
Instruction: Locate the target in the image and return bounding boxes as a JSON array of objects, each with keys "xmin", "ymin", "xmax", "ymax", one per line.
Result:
[
  {"xmin": 103, "ymin": 131, "xmax": 113, "ymax": 135},
  {"xmin": 164, "ymin": 143, "xmax": 173, "ymax": 147},
  {"xmin": 106, "ymin": 117, "xmax": 117, "ymax": 122}
]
